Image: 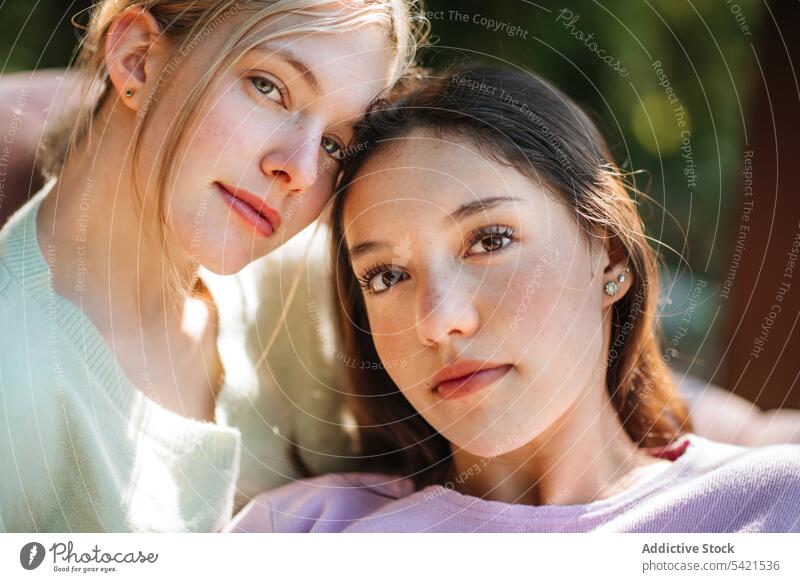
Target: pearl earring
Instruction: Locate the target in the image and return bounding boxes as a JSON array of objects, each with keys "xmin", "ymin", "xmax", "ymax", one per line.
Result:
[{"xmin": 604, "ymin": 267, "xmax": 631, "ymax": 296}]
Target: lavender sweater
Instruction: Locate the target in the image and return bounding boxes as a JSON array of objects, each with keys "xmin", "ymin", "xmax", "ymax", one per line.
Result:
[{"xmin": 224, "ymin": 434, "xmax": 800, "ymax": 532}]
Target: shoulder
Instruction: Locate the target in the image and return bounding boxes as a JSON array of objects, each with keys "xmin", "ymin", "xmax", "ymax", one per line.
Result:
[
  {"xmin": 677, "ymin": 435, "xmax": 800, "ymax": 531},
  {"xmin": 224, "ymin": 473, "xmax": 414, "ymax": 533},
  {"xmin": 719, "ymin": 441, "xmax": 800, "ymax": 489},
  {"xmin": 0, "ymin": 269, "xmax": 53, "ymax": 391},
  {"xmin": 0, "ymin": 182, "xmax": 51, "ymax": 305},
  {"xmin": 0, "ymin": 194, "xmax": 68, "ymax": 442},
  {"xmin": 688, "ymin": 433, "xmax": 799, "ymax": 472},
  {"xmin": 680, "ymin": 434, "xmax": 799, "ymax": 475},
  {"xmin": 0, "ymin": 303, "xmax": 65, "ymax": 451}
]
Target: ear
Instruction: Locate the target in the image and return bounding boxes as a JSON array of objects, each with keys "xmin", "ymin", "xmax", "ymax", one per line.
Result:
[
  {"xmin": 104, "ymin": 8, "xmax": 168, "ymax": 112},
  {"xmin": 599, "ymin": 234, "xmax": 633, "ymax": 308}
]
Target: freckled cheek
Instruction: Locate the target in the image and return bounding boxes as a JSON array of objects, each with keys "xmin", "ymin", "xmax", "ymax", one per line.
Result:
[
  {"xmin": 372, "ymin": 333, "xmax": 414, "ymax": 391},
  {"xmin": 485, "ymin": 265, "xmax": 550, "ymax": 325},
  {"xmin": 518, "ymin": 278, "xmax": 603, "ymax": 371},
  {"xmin": 369, "ymin": 302, "xmax": 421, "ymax": 373},
  {"xmin": 196, "ymin": 111, "xmax": 252, "ymax": 158},
  {"xmin": 495, "ymin": 269, "xmax": 530, "ymax": 314},
  {"xmin": 193, "ymin": 88, "xmax": 277, "ymax": 157},
  {"xmin": 369, "ymin": 305, "xmax": 410, "ymax": 353},
  {"xmin": 496, "ymin": 266, "xmax": 573, "ymax": 343}
]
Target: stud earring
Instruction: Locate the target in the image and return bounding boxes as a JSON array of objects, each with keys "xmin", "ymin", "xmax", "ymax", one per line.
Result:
[
  {"xmin": 125, "ymin": 89, "xmax": 134, "ymax": 97},
  {"xmin": 604, "ymin": 266, "xmax": 631, "ymax": 297}
]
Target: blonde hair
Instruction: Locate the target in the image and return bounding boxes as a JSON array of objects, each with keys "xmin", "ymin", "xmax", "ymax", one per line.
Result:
[{"xmin": 40, "ymin": 0, "xmax": 429, "ymax": 291}]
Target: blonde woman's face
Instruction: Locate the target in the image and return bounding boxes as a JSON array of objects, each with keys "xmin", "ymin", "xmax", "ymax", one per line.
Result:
[
  {"xmin": 343, "ymin": 131, "xmax": 618, "ymax": 458},
  {"xmin": 139, "ymin": 11, "xmax": 394, "ymax": 274}
]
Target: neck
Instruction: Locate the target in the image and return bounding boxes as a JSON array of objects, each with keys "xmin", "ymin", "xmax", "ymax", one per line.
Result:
[
  {"xmin": 37, "ymin": 107, "xmax": 197, "ymax": 324},
  {"xmin": 449, "ymin": 383, "xmax": 664, "ymax": 506}
]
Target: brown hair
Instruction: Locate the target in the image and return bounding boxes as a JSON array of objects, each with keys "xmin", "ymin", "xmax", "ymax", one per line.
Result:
[{"xmin": 330, "ymin": 65, "xmax": 692, "ymax": 489}]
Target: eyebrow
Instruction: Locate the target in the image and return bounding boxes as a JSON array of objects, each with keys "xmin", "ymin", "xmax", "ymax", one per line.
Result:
[
  {"xmin": 249, "ymin": 44, "xmax": 319, "ymax": 93},
  {"xmin": 347, "ymin": 196, "xmax": 524, "ymax": 262},
  {"xmin": 444, "ymin": 196, "xmax": 523, "ymax": 225},
  {"xmin": 347, "ymin": 240, "xmax": 392, "ymax": 262}
]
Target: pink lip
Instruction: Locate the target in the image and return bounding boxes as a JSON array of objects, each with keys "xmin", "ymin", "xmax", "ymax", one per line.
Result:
[
  {"xmin": 215, "ymin": 182, "xmax": 282, "ymax": 238},
  {"xmin": 433, "ymin": 363, "xmax": 513, "ymax": 401}
]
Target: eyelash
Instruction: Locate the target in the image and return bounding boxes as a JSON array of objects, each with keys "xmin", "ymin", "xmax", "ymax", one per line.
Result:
[
  {"xmin": 248, "ymin": 74, "xmax": 345, "ymax": 161},
  {"xmin": 356, "ymin": 225, "xmax": 517, "ymax": 296},
  {"xmin": 357, "ymin": 262, "xmax": 400, "ymax": 295}
]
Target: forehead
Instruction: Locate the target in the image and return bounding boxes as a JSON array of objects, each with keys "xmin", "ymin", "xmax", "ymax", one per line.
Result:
[
  {"xmin": 343, "ymin": 132, "xmax": 542, "ymax": 227},
  {"xmin": 240, "ymin": 10, "xmax": 395, "ymax": 114}
]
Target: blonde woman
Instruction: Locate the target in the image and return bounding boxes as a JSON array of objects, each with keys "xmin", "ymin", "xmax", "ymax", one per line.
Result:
[
  {"xmin": 0, "ymin": 0, "xmax": 427, "ymax": 532},
  {"xmin": 226, "ymin": 66, "xmax": 800, "ymax": 533}
]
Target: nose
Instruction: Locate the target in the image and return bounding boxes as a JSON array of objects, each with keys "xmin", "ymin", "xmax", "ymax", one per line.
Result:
[
  {"xmin": 415, "ymin": 267, "xmax": 480, "ymax": 348},
  {"xmin": 260, "ymin": 125, "xmax": 321, "ymax": 193}
]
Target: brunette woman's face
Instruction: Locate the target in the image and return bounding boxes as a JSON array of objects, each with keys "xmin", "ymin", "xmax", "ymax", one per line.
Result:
[
  {"xmin": 135, "ymin": 10, "xmax": 394, "ymax": 274},
  {"xmin": 342, "ymin": 131, "xmax": 624, "ymax": 457}
]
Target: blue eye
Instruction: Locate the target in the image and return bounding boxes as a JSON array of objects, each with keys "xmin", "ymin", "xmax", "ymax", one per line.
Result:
[
  {"xmin": 358, "ymin": 264, "xmax": 408, "ymax": 295},
  {"xmin": 321, "ymin": 136, "xmax": 345, "ymax": 160},
  {"xmin": 250, "ymin": 75, "xmax": 283, "ymax": 103}
]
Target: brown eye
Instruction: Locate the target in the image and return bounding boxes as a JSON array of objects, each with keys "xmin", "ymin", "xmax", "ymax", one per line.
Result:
[
  {"xmin": 481, "ymin": 236, "xmax": 506, "ymax": 252},
  {"xmin": 466, "ymin": 226, "xmax": 515, "ymax": 256},
  {"xmin": 358, "ymin": 264, "xmax": 409, "ymax": 295},
  {"xmin": 370, "ymin": 269, "xmax": 406, "ymax": 293}
]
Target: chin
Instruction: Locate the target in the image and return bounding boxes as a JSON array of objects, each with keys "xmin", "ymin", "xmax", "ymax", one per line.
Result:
[
  {"xmin": 201, "ymin": 261, "xmax": 246, "ymax": 277},
  {"xmin": 452, "ymin": 438, "xmax": 509, "ymax": 459},
  {"xmin": 444, "ymin": 420, "xmax": 529, "ymax": 458},
  {"xmin": 172, "ymin": 212, "xmax": 277, "ymax": 276},
  {"xmin": 199, "ymin": 251, "xmax": 260, "ymax": 276},
  {"xmin": 439, "ymin": 428, "xmax": 499, "ymax": 458}
]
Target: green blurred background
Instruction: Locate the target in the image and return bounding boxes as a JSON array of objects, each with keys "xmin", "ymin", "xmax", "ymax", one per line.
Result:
[{"xmin": 0, "ymin": 0, "xmax": 766, "ymax": 382}]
